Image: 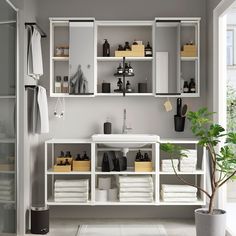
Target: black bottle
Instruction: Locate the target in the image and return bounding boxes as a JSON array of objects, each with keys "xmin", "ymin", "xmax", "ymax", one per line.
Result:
[
  {"xmin": 58, "ymin": 160, "xmax": 64, "ymax": 166},
  {"xmin": 144, "ymin": 153, "xmax": 150, "ymax": 161},
  {"xmin": 189, "ymin": 78, "xmax": 196, "ymax": 93},
  {"xmin": 65, "ymin": 151, "xmax": 71, "ymax": 157},
  {"xmin": 103, "ymin": 39, "xmax": 110, "ymax": 57},
  {"xmin": 76, "ymin": 154, "xmax": 81, "ymax": 161},
  {"xmin": 135, "ymin": 150, "xmax": 142, "ymax": 162},
  {"xmin": 145, "ymin": 42, "xmax": 152, "ymax": 57},
  {"xmin": 126, "ymin": 81, "xmax": 132, "ymax": 92},
  {"xmin": 128, "ymin": 63, "xmax": 134, "ymax": 74},
  {"xmin": 65, "ymin": 158, "xmax": 70, "ymax": 165},
  {"xmin": 124, "ymin": 63, "xmax": 129, "ymax": 74},
  {"xmin": 183, "ymin": 81, "xmax": 189, "ymax": 93},
  {"xmin": 124, "ymin": 41, "xmax": 131, "ymax": 51},
  {"xmin": 82, "ymin": 151, "xmax": 89, "ymax": 160},
  {"xmin": 118, "ymin": 44, "xmax": 124, "ymax": 51},
  {"xmin": 117, "ymin": 63, "xmax": 123, "ymax": 74},
  {"xmin": 59, "ymin": 151, "xmax": 64, "ymax": 157},
  {"xmin": 132, "ymin": 40, "xmax": 138, "ymax": 45},
  {"xmin": 117, "ymin": 78, "xmax": 123, "ymax": 91}
]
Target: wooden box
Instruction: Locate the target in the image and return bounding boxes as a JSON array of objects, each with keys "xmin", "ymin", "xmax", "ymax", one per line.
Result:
[
  {"xmin": 72, "ymin": 160, "xmax": 91, "ymax": 172},
  {"xmin": 53, "ymin": 164, "xmax": 71, "ymax": 172},
  {"xmin": 115, "ymin": 50, "xmax": 144, "ymax": 57},
  {"xmin": 131, "ymin": 44, "xmax": 145, "ymax": 52},
  {"xmin": 183, "ymin": 45, "xmax": 197, "ymax": 52},
  {"xmin": 135, "ymin": 161, "xmax": 153, "ymax": 172}
]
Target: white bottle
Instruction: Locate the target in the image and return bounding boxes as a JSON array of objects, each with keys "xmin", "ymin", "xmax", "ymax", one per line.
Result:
[{"xmin": 55, "ymin": 76, "xmax": 62, "ymax": 93}]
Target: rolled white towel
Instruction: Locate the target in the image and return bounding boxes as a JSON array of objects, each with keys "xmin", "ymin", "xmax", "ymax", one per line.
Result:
[
  {"xmin": 161, "ymin": 190, "xmax": 197, "ymax": 198},
  {"xmin": 55, "ymin": 179, "xmax": 89, "ymax": 188},
  {"xmin": 162, "ymin": 184, "xmax": 197, "ymax": 193},
  {"xmin": 55, "ymin": 192, "xmax": 88, "ymax": 198},
  {"xmin": 55, "ymin": 187, "xmax": 88, "ymax": 193}
]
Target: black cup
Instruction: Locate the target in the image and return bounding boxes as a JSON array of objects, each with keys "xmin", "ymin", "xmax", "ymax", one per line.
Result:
[
  {"xmin": 174, "ymin": 115, "xmax": 185, "ymax": 132},
  {"xmin": 104, "ymin": 122, "xmax": 112, "ymax": 134},
  {"xmin": 138, "ymin": 83, "xmax": 147, "ymax": 93},
  {"xmin": 102, "ymin": 83, "xmax": 111, "ymax": 93}
]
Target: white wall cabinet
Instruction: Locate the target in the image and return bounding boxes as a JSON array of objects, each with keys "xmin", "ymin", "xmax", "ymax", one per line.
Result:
[
  {"xmin": 44, "ymin": 138, "xmax": 206, "ymax": 206},
  {"xmin": 50, "ymin": 17, "xmax": 200, "ymax": 98}
]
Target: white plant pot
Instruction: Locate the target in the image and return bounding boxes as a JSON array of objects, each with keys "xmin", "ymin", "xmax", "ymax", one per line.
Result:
[{"xmin": 195, "ymin": 208, "xmax": 226, "ymax": 236}]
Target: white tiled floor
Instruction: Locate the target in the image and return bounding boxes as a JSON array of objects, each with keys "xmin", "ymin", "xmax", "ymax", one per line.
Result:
[{"xmin": 27, "ymin": 218, "xmax": 196, "ymax": 236}]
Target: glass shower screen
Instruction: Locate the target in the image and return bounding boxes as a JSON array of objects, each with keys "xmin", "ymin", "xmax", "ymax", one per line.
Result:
[{"xmin": 0, "ymin": 0, "xmax": 17, "ymax": 234}]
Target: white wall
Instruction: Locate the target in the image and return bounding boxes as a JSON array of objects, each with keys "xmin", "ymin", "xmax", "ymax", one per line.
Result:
[{"xmin": 23, "ymin": 0, "xmax": 208, "ymax": 220}]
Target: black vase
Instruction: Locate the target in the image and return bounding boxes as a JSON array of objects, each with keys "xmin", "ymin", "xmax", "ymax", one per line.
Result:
[{"xmin": 174, "ymin": 115, "xmax": 186, "ymax": 132}]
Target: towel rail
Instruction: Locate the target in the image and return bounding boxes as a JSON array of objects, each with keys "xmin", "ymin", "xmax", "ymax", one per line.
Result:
[{"xmin": 25, "ymin": 22, "xmax": 47, "ymax": 38}]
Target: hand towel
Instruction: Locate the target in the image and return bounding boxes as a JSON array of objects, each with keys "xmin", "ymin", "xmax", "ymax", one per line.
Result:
[
  {"xmin": 180, "ymin": 167, "xmax": 196, "ymax": 172},
  {"xmin": 162, "ymin": 197, "xmax": 198, "ymax": 202},
  {"xmin": 55, "ymin": 179, "xmax": 89, "ymax": 188},
  {"xmin": 36, "ymin": 86, "xmax": 49, "ymax": 133},
  {"xmin": 27, "ymin": 26, "xmax": 43, "ymax": 80},
  {"xmin": 180, "ymin": 163, "xmax": 196, "ymax": 167},
  {"xmin": 120, "ymin": 187, "xmax": 153, "ymax": 193},
  {"xmin": 162, "ymin": 184, "xmax": 197, "ymax": 193},
  {"xmin": 55, "ymin": 192, "xmax": 88, "ymax": 198},
  {"xmin": 161, "ymin": 191, "xmax": 197, "ymax": 198},
  {"xmin": 54, "ymin": 187, "xmax": 88, "ymax": 193},
  {"xmin": 161, "ymin": 164, "xmax": 179, "ymax": 168}
]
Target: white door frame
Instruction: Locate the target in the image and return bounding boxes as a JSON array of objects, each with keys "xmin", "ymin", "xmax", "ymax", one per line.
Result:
[{"xmin": 213, "ymin": 0, "xmax": 236, "ymax": 210}]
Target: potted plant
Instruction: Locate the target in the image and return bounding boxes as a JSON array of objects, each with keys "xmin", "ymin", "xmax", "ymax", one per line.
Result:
[{"xmin": 161, "ymin": 108, "xmax": 236, "ymax": 236}]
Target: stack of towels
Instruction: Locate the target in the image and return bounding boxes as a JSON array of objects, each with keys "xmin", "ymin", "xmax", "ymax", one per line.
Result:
[
  {"xmin": 54, "ymin": 179, "xmax": 89, "ymax": 202},
  {"xmin": 180, "ymin": 150, "xmax": 197, "ymax": 172},
  {"xmin": 118, "ymin": 176, "xmax": 153, "ymax": 202},
  {"xmin": 0, "ymin": 179, "xmax": 14, "ymax": 202},
  {"xmin": 161, "ymin": 184, "xmax": 198, "ymax": 202},
  {"xmin": 161, "ymin": 159, "xmax": 179, "ymax": 172}
]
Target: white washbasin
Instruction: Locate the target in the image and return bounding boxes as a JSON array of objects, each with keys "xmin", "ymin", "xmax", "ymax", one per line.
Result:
[{"xmin": 92, "ymin": 134, "xmax": 159, "ymax": 148}]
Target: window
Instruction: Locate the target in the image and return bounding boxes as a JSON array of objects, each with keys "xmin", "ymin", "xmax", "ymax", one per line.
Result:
[{"xmin": 227, "ymin": 26, "xmax": 236, "ymax": 67}]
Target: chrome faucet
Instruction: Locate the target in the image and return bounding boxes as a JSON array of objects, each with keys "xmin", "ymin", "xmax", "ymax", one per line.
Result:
[{"xmin": 122, "ymin": 109, "xmax": 132, "ymax": 134}]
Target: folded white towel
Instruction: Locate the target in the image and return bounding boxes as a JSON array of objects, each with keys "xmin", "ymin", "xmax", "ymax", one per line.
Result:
[
  {"xmin": 120, "ymin": 197, "xmax": 153, "ymax": 202},
  {"xmin": 119, "ymin": 176, "xmax": 152, "ymax": 183},
  {"xmin": 0, "ymin": 179, "xmax": 13, "ymax": 186},
  {"xmin": 161, "ymin": 191, "xmax": 197, "ymax": 198},
  {"xmin": 161, "ymin": 159, "xmax": 179, "ymax": 165},
  {"xmin": 162, "ymin": 197, "xmax": 198, "ymax": 202},
  {"xmin": 120, "ymin": 182, "xmax": 153, "ymax": 188},
  {"xmin": 179, "ymin": 168, "xmax": 196, "ymax": 172},
  {"xmin": 54, "ymin": 187, "xmax": 88, "ymax": 193},
  {"xmin": 55, "ymin": 192, "xmax": 88, "ymax": 198},
  {"xmin": 162, "ymin": 184, "xmax": 197, "ymax": 193},
  {"xmin": 55, "ymin": 179, "xmax": 89, "ymax": 188},
  {"xmin": 180, "ymin": 158, "xmax": 197, "ymax": 162},
  {"xmin": 180, "ymin": 163, "xmax": 196, "ymax": 167},
  {"xmin": 0, "ymin": 186, "xmax": 13, "ymax": 191},
  {"xmin": 161, "ymin": 163, "xmax": 179, "ymax": 168},
  {"xmin": 54, "ymin": 197, "xmax": 88, "ymax": 202},
  {"xmin": 120, "ymin": 187, "xmax": 153, "ymax": 193},
  {"xmin": 120, "ymin": 192, "xmax": 153, "ymax": 198},
  {"xmin": 161, "ymin": 168, "xmax": 178, "ymax": 172},
  {"xmin": 0, "ymin": 190, "xmax": 14, "ymax": 197}
]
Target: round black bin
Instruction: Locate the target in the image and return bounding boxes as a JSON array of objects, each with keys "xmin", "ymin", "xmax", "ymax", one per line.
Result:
[{"xmin": 31, "ymin": 206, "xmax": 49, "ymax": 234}]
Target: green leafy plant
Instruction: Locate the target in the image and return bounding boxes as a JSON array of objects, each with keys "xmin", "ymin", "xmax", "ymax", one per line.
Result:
[{"xmin": 161, "ymin": 108, "xmax": 236, "ymax": 214}]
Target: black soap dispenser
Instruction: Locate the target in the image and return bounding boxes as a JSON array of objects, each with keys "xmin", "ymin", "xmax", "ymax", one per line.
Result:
[
  {"xmin": 104, "ymin": 118, "xmax": 112, "ymax": 134},
  {"xmin": 103, "ymin": 39, "xmax": 110, "ymax": 57}
]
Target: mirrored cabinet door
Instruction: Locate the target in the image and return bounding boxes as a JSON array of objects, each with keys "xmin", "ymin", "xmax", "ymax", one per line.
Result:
[
  {"xmin": 155, "ymin": 21, "xmax": 181, "ymax": 95},
  {"xmin": 69, "ymin": 20, "xmax": 95, "ymax": 95}
]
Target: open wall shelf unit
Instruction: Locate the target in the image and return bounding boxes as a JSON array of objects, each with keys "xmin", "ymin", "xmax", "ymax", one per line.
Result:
[{"xmin": 49, "ymin": 17, "xmax": 200, "ymax": 98}]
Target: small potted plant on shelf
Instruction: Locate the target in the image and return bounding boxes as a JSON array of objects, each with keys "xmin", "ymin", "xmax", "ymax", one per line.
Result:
[{"xmin": 161, "ymin": 108, "xmax": 236, "ymax": 236}]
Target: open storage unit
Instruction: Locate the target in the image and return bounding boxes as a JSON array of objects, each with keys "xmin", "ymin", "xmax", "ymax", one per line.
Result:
[{"xmin": 45, "ymin": 138, "xmax": 206, "ymax": 206}]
